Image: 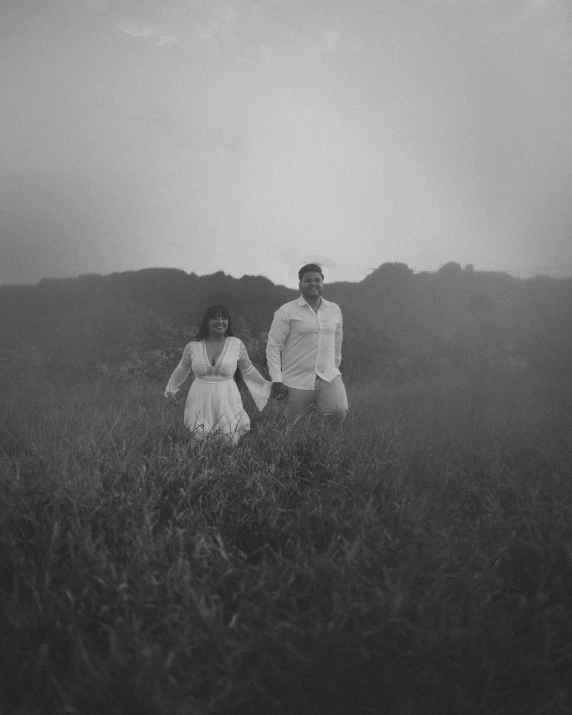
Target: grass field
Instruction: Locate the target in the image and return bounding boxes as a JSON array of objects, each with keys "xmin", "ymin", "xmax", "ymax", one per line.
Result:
[{"xmin": 1, "ymin": 373, "xmax": 572, "ymax": 714}]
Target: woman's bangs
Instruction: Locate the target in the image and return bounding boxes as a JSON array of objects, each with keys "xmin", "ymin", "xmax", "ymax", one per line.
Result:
[{"xmin": 205, "ymin": 305, "xmax": 230, "ymax": 321}]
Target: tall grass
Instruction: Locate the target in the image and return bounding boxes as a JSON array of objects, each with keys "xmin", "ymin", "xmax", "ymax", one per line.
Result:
[{"xmin": 1, "ymin": 374, "xmax": 572, "ymax": 714}]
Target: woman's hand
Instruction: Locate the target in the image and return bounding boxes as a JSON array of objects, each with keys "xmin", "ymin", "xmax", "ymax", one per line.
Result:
[{"xmin": 165, "ymin": 392, "xmax": 179, "ymax": 405}]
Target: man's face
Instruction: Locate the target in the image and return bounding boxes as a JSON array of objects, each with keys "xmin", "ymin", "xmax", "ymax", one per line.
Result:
[{"xmin": 299, "ymin": 271, "xmax": 323, "ymax": 301}]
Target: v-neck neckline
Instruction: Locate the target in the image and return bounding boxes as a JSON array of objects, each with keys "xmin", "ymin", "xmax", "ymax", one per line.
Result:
[{"xmin": 203, "ymin": 337, "xmax": 227, "ymax": 368}]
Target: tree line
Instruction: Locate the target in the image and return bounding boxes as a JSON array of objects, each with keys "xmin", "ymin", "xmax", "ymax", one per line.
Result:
[{"xmin": 1, "ymin": 262, "xmax": 571, "ymax": 385}]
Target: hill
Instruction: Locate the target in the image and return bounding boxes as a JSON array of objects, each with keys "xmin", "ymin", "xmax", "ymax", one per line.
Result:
[{"xmin": 1, "ymin": 263, "xmax": 571, "ymax": 383}]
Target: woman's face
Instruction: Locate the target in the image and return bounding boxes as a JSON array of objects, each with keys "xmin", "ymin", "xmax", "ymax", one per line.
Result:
[{"xmin": 208, "ymin": 315, "xmax": 228, "ymax": 338}]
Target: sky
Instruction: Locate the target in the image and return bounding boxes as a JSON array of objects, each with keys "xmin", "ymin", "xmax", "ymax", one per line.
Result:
[{"xmin": 1, "ymin": 0, "xmax": 572, "ymax": 288}]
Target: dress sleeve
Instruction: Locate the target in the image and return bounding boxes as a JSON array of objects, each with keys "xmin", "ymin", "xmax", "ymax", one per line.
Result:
[
  {"xmin": 238, "ymin": 340, "xmax": 272, "ymax": 411},
  {"xmin": 164, "ymin": 343, "xmax": 194, "ymax": 397}
]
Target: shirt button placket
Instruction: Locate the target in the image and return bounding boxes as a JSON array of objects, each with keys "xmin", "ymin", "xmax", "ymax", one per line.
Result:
[{"xmin": 316, "ymin": 313, "xmax": 322, "ymax": 374}]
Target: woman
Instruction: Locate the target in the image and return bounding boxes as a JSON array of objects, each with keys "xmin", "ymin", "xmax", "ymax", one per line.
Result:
[{"xmin": 165, "ymin": 305, "xmax": 271, "ymax": 444}]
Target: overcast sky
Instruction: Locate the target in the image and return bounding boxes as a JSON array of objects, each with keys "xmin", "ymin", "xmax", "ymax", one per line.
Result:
[{"xmin": 1, "ymin": 0, "xmax": 572, "ymax": 288}]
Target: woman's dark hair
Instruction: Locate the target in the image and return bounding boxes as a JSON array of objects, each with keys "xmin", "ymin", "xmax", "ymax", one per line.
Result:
[
  {"xmin": 193, "ymin": 304, "xmax": 234, "ymax": 342},
  {"xmin": 193, "ymin": 304, "xmax": 243, "ymax": 388}
]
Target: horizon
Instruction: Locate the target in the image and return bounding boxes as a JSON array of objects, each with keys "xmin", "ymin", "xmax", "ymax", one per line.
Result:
[{"xmin": 1, "ymin": 259, "xmax": 570, "ymax": 292}]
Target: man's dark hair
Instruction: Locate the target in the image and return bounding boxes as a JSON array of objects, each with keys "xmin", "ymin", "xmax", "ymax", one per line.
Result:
[{"xmin": 298, "ymin": 263, "xmax": 324, "ymax": 281}]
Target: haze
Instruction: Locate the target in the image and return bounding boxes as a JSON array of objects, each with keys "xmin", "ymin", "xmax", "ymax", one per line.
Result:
[{"xmin": 1, "ymin": 0, "xmax": 572, "ymax": 288}]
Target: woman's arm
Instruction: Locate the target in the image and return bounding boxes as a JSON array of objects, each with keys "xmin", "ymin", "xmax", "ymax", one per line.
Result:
[
  {"xmin": 164, "ymin": 343, "xmax": 193, "ymax": 400},
  {"xmin": 237, "ymin": 340, "xmax": 272, "ymax": 411}
]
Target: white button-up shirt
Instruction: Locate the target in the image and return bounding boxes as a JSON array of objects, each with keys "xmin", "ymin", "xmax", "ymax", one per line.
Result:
[{"xmin": 266, "ymin": 296, "xmax": 343, "ymax": 390}]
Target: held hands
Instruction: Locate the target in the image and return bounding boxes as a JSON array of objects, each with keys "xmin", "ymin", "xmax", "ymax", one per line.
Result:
[
  {"xmin": 271, "ymin": 382, "xmax": 288, "ymax": 401},
  {"xmin": 165, "ymin": 391, "xmax": 179, "ymax": 406}
]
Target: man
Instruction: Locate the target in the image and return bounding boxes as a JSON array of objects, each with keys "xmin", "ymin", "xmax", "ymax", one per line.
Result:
[{"xmin": 266, "ymin": 263, "xmax": 349, "ymax": 428}]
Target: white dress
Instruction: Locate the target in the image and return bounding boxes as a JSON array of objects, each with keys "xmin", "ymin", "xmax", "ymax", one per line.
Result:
[{"xmin": 165, "ymin": 337, "xmax": 271, "ymax": 444}]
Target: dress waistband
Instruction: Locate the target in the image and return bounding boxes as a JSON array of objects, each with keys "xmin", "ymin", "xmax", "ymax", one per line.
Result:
[{"xmin": 195, "ymin": 376, "xmax": 233, "ymax": 383}]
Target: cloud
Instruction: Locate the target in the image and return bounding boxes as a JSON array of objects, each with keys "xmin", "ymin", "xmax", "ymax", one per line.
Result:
[
  {"xmin": 302, "ymin": 254, "xmax": 338, "ymax": 270},
  {"xmin": 114, "ymin": 15, "xmax": 179, "ymax": 47},
  {"xmin": 116, "ymin": 17, "xmax": 155, "ymax": 38},
  {"xmin": 55, "ymin": 0, "xmax": 361, "ymax": 64},
  {"xmin": 52, "ymin": 1, "xmax": 181, "ymax": 47},
  {"xmin": 156, "ymin": 34, "xmax": 179, "ymax": 47},
  {"xmin": 285, "ymin": 252, "xmax": 339, "ymax": 271}
]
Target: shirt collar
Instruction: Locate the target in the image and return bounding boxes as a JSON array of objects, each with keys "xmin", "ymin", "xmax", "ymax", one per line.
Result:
[{"xmin": 297, "ymin": 295, "xmax": 329, "ymax": 309}]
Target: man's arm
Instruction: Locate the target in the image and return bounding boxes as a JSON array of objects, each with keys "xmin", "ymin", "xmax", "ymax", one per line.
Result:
[
  {"xmin": 266, "ymin": 307, "xmax": 290, "ymax": 396},
  {"xmin": 334, "ymin": 311, "xmax": 343, "ymax": 369}
]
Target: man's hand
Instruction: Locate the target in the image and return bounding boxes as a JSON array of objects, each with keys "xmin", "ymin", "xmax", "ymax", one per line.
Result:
[
  {"xmin": 271, "ymin": 382, "xmax": 288, "ymax": 400},
  {"xmin": 165, "ymin": 391, "xmax": 179, "ymax": 406}
]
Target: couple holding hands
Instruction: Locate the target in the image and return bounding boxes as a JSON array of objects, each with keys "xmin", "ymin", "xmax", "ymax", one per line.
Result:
[{"xmin": 164, "ymin": 264, "xmax": 349, "ymax": 444}]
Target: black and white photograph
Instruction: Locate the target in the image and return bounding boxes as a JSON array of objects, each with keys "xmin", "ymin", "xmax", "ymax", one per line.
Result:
[{"xmin": 1, "ymin": 1, "xmax": 572, "ymax": 713}]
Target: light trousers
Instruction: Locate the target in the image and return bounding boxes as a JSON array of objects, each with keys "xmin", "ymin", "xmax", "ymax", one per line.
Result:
[{"xmin": 284, "ymin": 375, "xmax": 349, "ymax": 428}]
